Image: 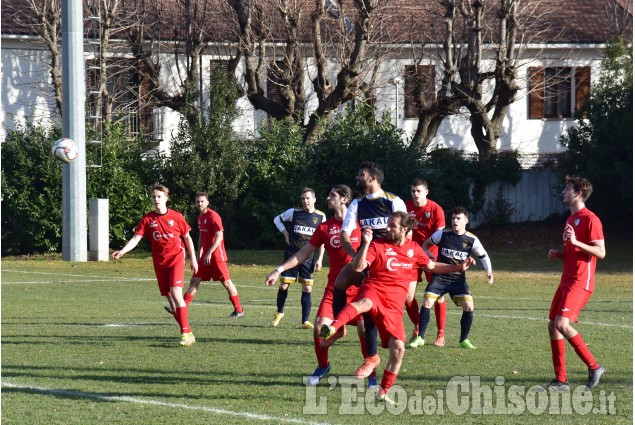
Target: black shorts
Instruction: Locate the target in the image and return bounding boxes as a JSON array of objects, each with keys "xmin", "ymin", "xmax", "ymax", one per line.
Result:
[{"xmin": 423, "ymin": 276, "xmax": 472, "ymax": 306}]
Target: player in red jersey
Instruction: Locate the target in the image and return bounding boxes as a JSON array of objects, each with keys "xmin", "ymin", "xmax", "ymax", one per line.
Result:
[
  {"xmin": 112, "ymin": 184, "xmax": 198, "ymax": 347},
  {"xmin": 545, "ymin": 176, "xmax": 606, "ymax": 391},
  {"xmin": 180, "ymin": 192, "xmax": 244, "ymax": 318},
  {"xmin": 319, "ymin": 212, "xmax": 474, "ymax": 402},
  {"xmin": 266, "ymin": 185, "xmax": 374, "ymax": 386},
  {"xmin": 404, "ymin": 178, "xmax": 447, "ymax": 347}
]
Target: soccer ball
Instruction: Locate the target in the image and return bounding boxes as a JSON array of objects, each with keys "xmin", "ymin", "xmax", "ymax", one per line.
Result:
[{"xmin": 52, "ymin": 138, "xmax": 79, "ymax": 163}]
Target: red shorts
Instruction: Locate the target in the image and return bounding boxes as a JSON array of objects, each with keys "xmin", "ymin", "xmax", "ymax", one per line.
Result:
[
  {"xmin": 153, "ymin": 262, "xmax": 185, "ymax": 296},
  {"xmin": 316, "ymin": 286, "xmax": 362, "ymax": 324},
  {"xmin": 193, "ymin": 260, "xmax": 231, "ymax": 282},
  {"xmin": 356, "ymin": 284, "xmax": 406, "ymax": 348},
  {"xmin": 549, "ymin": 285, "xmax": 592, "ymax": 323}
]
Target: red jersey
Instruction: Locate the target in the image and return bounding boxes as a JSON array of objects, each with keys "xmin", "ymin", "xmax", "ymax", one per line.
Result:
[
  {"xmin": 363, "ymin": 239, "xmax": 430, "ymax": 311},
  {"xmin": 560, "ymin": 208, "xmax": 604, "ymax": 292},
  {"xmin": 135, "ymin": 209, "xmax": 191, "ymax": 268},
  {"xmin": 197, "ymin": 209, "xmax": 227, "ymax": 262},
  {"xmin": 405, "ymin": 199, "xmax": 445, "ymax": 259},
  {"xmin": 308, "ymin": 217, "xmax": 361, "ymax": 289}
]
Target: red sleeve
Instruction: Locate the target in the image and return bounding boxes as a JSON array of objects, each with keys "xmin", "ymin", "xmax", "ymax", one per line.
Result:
[
  {"xmin": 135, "ymin": 216, "xmax": 147, "ymax": 238},
  {"xmin": 365, "ymin": 241, "xmax": 378, "ymax": 267},
  {"xmin": 589, "ymin": 215, "xmax": 604, "ymax": 242},
  {"xmin": 210, "ymin": 210, "xmax": 224, "ymax": 233},
  {"xmin": 176, "ymin": 212, "xmax": 191, "ymax": 236},
  {"xmin": 414, "ymin": 243, "xmax": 430, "ymax": 267},
  {"xmin": 433, "ymin": 204, "xmax": 445, "ymax": 230},
  {"xmin": 308, "ymin": 224, "xmax": 326, "ymax": 247}
]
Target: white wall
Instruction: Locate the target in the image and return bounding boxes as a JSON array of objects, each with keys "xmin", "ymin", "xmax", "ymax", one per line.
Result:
[
  {"xmin": 385, "ymin": 46, "xmax": 604, "ymax": 157},
  {"xmin": 1, "ymin": 38, "xmax": 604, "ymax": 163},
  {"xmin": 1, "ymin": 37, "xmax": 60, "ymax": 141}
]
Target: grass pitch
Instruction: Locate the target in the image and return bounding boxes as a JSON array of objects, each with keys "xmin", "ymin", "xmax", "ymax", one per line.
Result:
[{"xmin": 2, "ymin": 238, "xmax": 632, "ymax": 424}]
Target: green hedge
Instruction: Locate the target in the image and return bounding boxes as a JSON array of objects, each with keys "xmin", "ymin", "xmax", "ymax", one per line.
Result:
[{"xmin": 2, "ymin": 106, "xmax": 522, "ymax": 255}]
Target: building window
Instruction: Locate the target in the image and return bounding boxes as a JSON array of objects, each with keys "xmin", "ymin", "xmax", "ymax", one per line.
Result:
[
  {"xmin": 528, "ymin": 66, "xmax": 590, "ymax": 119},
  {"xmin": 403, "ymin": 65, "xmax": 436, "ymax": 119},
  {"xmin": 267, "ymin": 60, "xmax": 286, "ymax": 105},
  {"xmin": 210, "ymin": 59, "xmax": 230, "ymax": 82},
  {"xmin": 86, "ymin": 58, "xmax": 159, "ymax": 141}
]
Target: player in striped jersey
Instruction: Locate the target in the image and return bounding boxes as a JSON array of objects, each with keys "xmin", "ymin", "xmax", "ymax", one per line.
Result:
[
  {"xmin": 408, "ymin": 206, "xmax": 493, "ymax": 350},
  {"xmin": 270, "ymin": 188, "xmax": 326, "ymax": 328},
  {"xmin": 265, "ymin": 185, "xmax": 369, "ymax": 386},
  {"xmin": 333, "ymin": 162, "xmax": 407, "ymax": 382}
]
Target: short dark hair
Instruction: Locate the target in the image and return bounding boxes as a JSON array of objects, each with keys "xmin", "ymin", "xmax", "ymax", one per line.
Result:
[
  {"xmin": 359, "ymin": 161, "xmax": 384, "ymax": 185},
  {"xmin": 565, "ymin": 175, "xmax": 593, "ymax": 202},
  {"xmin": 391, "ymin": 211, "xmax": 418, "ymax": 231},
  {"xmin": 452, "ymin": 206, "xmax": 469, "ymax": 219},
  {"xmin": 411, "ymin": 178, "xmax": 429, "ymax": 188},
  {"xmin": 195, "ymin": 191, "xmax": 209, "ymax": 200},
  {"xmin": 331, "ymin": 184, "xmax": 354, "ymax": 207},
  {"xmin": 301, "ymin": 187, "xmax": 316, "ymax": 197}
]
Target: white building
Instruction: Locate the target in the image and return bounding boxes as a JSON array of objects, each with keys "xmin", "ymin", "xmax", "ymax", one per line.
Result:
[{"xmin": 1, "ymin": 0, "xmax": 632, "ymax": 165}]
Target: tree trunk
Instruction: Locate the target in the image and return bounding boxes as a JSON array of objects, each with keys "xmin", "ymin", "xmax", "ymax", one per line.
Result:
[{"xmin": 411, "ymin": 112, "xmax": 445, "ymax": 153}]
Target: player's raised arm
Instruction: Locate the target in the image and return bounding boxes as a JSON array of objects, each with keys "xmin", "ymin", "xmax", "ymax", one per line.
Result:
[
  {"xmin": 426, "ymin": 257, "xmax": 474, "ymax": 274},
  {"xmin": 352, "ymin": 228, "xmax": 373, "ymax": 272},
  {"xmin": 265, "ymin": 242, "xmax": 319, "ymax": 286},
  {"xmin": 564, "ymin": 223, "xmax": 606, "ymax": 259}
]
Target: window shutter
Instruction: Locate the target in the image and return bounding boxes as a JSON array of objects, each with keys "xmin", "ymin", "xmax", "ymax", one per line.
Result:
[
  {"xmin": 267, "ymin": 61, "xmax": 285, "ymax": 105},
  {"xmin": 139, "ymin": 62, "xmax": 157, "ymax": 134},
  {"xmin": 528, "ymin": 67, "xmax": 544, "ymax": 119},
  {"xmin": 575, "ymin": 67, "xmax": 591, "ymax": 118},
  {"xmin": 210, "ymin": 60, "xmax": 229, "ymax": 82}
]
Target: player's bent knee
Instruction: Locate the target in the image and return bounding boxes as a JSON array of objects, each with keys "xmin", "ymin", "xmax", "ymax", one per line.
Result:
[
  {"xmin": 554, "ymin": 317, "xmax": 571, "ymax": 333},
  {"xmin": 315, "ymin": 316, "xmax": 331, "ymax": 328},
  {"xmin": 354, "ymin": 298, "xmax": 373, "ymax": 312},
  {"xmin": 423, "ymin": 296, "xmax": 437, "ymax": 309}
]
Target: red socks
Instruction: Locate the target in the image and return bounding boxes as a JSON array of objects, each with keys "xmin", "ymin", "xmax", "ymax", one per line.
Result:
[
  {"xmin": 435, "ymin": 299, "xmax": 447, "ymax": 332},
  {"xmin": 175, "ymin": 307, "xmax": 190, "ymax": 333},
  {"xmin": 550, "ymin": 338, "xmax": 567, "ymax": 382},
  {"xmin": 230, "ymin": 295, "xmax": 243, "ymax": 313},
  {"xmin": 405, "ymin": 299, "xmax": 419, "ymax": 327},
  {"xmin": 359, "ymin": 335, "xmax": 369, "ymax": 359},
  {"xmin": 184, "ymin": 292, "xmax": 194, "ymax": 307},
  {"xmin": 380, "ymin": 370, "xmax": 398, "ymax": 392},
  {"xmin": 333, "ymin": 305, "xmax": 358, "ymax": 331},
  {"xmin": 551, "ymin": 333, "xmax": 599, "ymax": 382},
  {"xmin": 568, "ymin": 333, "xmax": 599, "ymax": 370},
  {"xmin": 314, "ymin": 336, "xmax": 329, "ymax": 368}
]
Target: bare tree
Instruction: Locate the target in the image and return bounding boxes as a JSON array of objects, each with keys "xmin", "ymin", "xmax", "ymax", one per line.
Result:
[
  {"xmin": 7, "ymin": 0, "xmax": 630, "ymax": 148},
  {"xmin": 227, "ymin": 0, "xmax": 305, "ymax": 120},
  {"xmin": 19, "ymin": 0, "xmax": 63, "ymax": 115},
  {"xmin": 227, "ymin": 0, "xmax": 395, "ymax": 141},
  {"xmin": 408, "ymin": 0, "xmax": 558, "ymax": 160}
]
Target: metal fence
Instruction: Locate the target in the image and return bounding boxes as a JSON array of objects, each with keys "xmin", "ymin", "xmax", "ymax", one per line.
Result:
[{"xmin": 472, "ymin": 167, "xmax": 566, "ymax": 226}]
